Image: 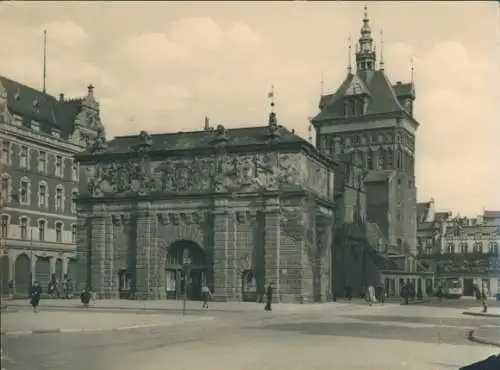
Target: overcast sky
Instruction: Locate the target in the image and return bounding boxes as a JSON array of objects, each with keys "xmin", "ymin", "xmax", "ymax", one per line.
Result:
[{"xmin": 0, "ymin": 1, "xmax": 498, "ymax": 216}]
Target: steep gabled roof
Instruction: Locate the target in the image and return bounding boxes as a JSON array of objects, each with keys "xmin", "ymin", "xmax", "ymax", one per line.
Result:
[
  {"xmin": 0, "ymin": 75, "xmax": 82, "ymax": 138},
  {"xmin": 312, "ymin": 69, "xmax": 410, "ymax": 123}
]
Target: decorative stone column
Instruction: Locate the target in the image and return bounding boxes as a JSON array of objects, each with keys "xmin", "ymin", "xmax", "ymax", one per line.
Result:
[
  {"xmin": 135, "ymin": 202, "xmax": 153, "ymax": 300},
  {"xmin": 90, "ymin": 215, "xmax": 106, "ymax": 297},
  {"xmin": 76, "ymin": 217, "xmax": 91, "ymax": 292},
  {"xmin": 264, "ymin": 198, "xmax": 281, "ymax": 303},
  {"xmin": 212, "ymin": 199, "xmax": 230, "ymax": 301}
]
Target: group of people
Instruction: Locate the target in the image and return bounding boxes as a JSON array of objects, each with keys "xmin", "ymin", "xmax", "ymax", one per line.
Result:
[
  {"xmin": 47, "ymin": 277, "xmax": 74, "ymax": 299},
  {"xmin": 344, "ymin": 284, "xmax": 388, "ymax": 305}
]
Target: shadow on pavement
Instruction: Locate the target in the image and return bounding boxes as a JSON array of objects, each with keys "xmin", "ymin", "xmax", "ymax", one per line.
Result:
[
  {"xmin": 338, "ymin": 314, "xmax": 492, "ymax": 327},
  {"xmin": 244, "ymin": 321, "xmax": 482, "ymax": 346}
]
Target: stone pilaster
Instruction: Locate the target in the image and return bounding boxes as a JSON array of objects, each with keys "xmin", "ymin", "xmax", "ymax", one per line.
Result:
[
  {"xmin": 212, "ymin": 208, "xmax": 230, "ymax": 301},
  {"xmin": 264, "ymin": 202, "xmax": 281, "ymax": 302},
  {"xmin": 90, "ymin": 216, "xmax": 106, "ymax": 297},
  {"xmin": 135, "ymin": 204, "xmax": 152, "ymax": 300},
  {"xmin": 75, "ymin": 217, "xmax": 90, "ymax": 292},
  {"xmin": 102, "ymin": 217, "xmax": 113, "ymax": 298}
]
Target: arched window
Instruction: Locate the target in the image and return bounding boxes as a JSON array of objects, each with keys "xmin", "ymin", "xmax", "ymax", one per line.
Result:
[
  {"xmin": 377, "ymin": 149, "xmax": 385, "ymax": 169},
  {"xmin": 38, "ymin": 181, "xmax": 48, "ymax": 208},
  {"xmin": 473, "ymin": 241, "xmax": 483, "ymax": 253},
  {"xmin": 0, "ymin": 214, "xmax": 9, "ymax": 238},
  {"xmin": 55, "ymin": 185, "xmax": 65, "ymax": 212},
  {"xmin": 0, "ymin": 173, "xmax": 12, "ymax": 204},
  {"xmin": 71, "ymin": 188, "xmax": 78, "ymax": 214},
  {"xmin": 489, "ymin": 242, "xmax": 498, "ymax": 255},
  {"xmin": 460, "ymin": 242, "xmax": 468, "ymax": 254},
  {"xmin": 19, "ymin": 216, "xmax": 29, "ymax": 240},
  {"xmin": 446, "ymin": 242, "xmax": 455, "ymax": 254},
  {"xmin": 367, "ymin": 150, "xmax": 374, "ymax": 170},
  {"xmin": 19, "ymin": 176, "xmax": 31, "ymax": 205},
  {"xmin": 55, "ymin": 221, "xmax": 63, "ymax": 243},
  {"xmin": 71, "ymin": 223, "xmax": 77, "ymax": 244},
  {"xmin": 396, "ymin": 150, "xmax": 403, "ymax": 169},
  {"xmin": 38, "ymin": 219, "xmax": 46, "ymax": 241}
]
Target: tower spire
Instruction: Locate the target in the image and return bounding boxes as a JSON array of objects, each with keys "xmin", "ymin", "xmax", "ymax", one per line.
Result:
[
  {"xmin": 347, "ymin": 35, "xmax": 352, "ymax": 74},
  {"xmin": 355, "ymin": 5, "xmax": 376, "ymax": 72},
  {"xmin": 379, "ymin": 29, "xmax": 385, "ymax": 71}
]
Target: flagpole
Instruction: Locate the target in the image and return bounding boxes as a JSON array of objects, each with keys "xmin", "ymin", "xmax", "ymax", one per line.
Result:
[{"xmin": 42, "ymin": 30, "xmax": 47, "ymax": 93}]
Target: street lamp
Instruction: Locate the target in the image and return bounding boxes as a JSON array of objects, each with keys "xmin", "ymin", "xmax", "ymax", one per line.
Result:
[{"xmin": 182, "ymin": 254, "xmax": 192, "ymax": 316}]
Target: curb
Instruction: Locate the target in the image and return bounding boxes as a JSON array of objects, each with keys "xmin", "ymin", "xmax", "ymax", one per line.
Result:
[
  {"xmin": 0, "ymin": 316, "xmax": 215, "ymax": 337},
  {"xmin": 468, "ymin": 328, "xmax": 500, "ymax": 348},
  {"xmin": 399, "ymin": 299, "xmax": 431, "ymax": 306},
  {"xmin": 463, "ymin": 311, "xmax": 500, "ymax": 318}
]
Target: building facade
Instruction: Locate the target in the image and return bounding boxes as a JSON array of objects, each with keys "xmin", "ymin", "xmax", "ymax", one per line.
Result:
[
  {"xmin": 312, "ymin": 10, "xmax": 431, "ymax": 297},
  {"xmin": 417, "ymin": 201, "xmax": 500, "ymax": 297},
  {"xmin": 0, "ymin": 76, "xmax": 103, "ymax": 296},
  {"xmin": 74, "ymin": 116, "xmax": 337, "ymax": 303}
]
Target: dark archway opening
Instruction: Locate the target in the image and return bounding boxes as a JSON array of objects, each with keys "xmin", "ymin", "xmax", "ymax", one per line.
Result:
[
  {"xmin": 15, "ymin": 254, "xmax": 31, "ymax": 297},
  {"xmin": 0, "ymin": 256, "xmax": 9, "ymax": 296},
  {"xmin": 165, "ymin": 240, "xmax": 207, "ymax": 300},
  {"xmin": 35, "ymin": 257, "xmax": 51, "ymax": 287}
]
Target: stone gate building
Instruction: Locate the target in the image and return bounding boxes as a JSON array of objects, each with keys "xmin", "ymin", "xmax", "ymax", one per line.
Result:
[{"xmin": 75, "ymin": 116, "xmax": 336, "ymax": 302}]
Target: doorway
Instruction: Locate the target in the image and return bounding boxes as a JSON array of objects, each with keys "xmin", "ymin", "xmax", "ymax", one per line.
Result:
[{"xmin": 165, "ymin": 240, "xmax": 207, "ymax": 300}]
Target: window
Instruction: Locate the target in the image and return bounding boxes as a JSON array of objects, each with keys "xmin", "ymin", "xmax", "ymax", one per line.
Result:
[
  {"xmin": 55, "ymin": 156, "xmax": 62, "ymax": 177},
  {"xmin": 352, "ymin": 135, "xmax": 360, "ymax": 144},
  {"xmin": 71, "ymin": 190, "xmax": 78, "ymax": 213},
  {"xmin": 489, "ymin": 242, "xmax": 498, "ymax": 254},
  {"xmin": 20, "ymin": 217, "xmax": 28, "ymax": 240},
  {"xmin": 0, "ymin": 175, "xmax": 9, "ymax": 202},
  {"xmin": 396, "ymin": 150, "xmax": 402, "ymax": 169},
  {"xmin": 367, "ymin": 150, "xmax": 373, "ymax": 169},
  {"xmin": 55, "ymin": 222, "xmax": 63, "ymax": 243},
  {"xmin": 71, "ymin": 224, "xmax": 77, "ymax": 244},
  {"xmin": 38, "ymin": 183, "xmax": 47, "ymax": 208},
  {"xmin": 72, "ymin": 161, "xmax": 79, "ymax": 182},
  {"xmin": 38, "ymin": 151, "xmax": 47, "ymax": 172},
  {"xmin": 0, "ymin": 215, "xmax": 8, "ymax": 238},
  {"xmin": 446, "ymin": 243, "xmax": 455, "ymax": 254},
  {"xmin": 387, "ymin": 149, "xmax": 394, "ymax": 168},
  {"xmin": 19, "ymin": 146, "xmax": 28, "ymax": 168},
  {"xmin": 19, "ymin": 179, "xmax": 29, "ymax": 205},
  {"xmin": 55, "ymin": 187, "xmax": 64, "ymax": 211},
  {"xmin": 1, "ymin": 140, "xmax": 10, "ymax": 165},
  {"xmin": 460, "ymin": 242, "xmax": 468, "ymax": 254},
  {"xmin": 38, "ymin": 220, "xmax": 46, "ymax": 241},
  {"xmin": 473, "ymin": 242, "xmax": 483, "ymax": 253}
]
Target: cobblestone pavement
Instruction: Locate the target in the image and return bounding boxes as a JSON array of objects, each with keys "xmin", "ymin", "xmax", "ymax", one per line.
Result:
[{"xmin": 2, "ymin": 304, "xmax": 498, "ymax": 370}]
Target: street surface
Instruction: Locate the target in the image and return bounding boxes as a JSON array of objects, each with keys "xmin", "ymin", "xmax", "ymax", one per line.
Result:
[{"xmin": 2, "ymin": 301, "xmax": 499, "ymax": 370}]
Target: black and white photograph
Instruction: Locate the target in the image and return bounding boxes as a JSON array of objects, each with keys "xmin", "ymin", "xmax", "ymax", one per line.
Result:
[{"xmin": 0, "ymin": 2, "xmax": 498, "ymax": 369}]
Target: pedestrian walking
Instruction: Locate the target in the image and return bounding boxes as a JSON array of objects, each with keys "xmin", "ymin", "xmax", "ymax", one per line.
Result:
[
  {"xmin": 379, "ymin": 283, "xmax": 386, "ymax": 304},
  {"xmin": 201, "ymin": 283, "xmax": 212, "ymax": 310},
  {"xmin": 264, "ymin": 282, "xmax": 273, "ymax": 311},
  {"xmin": 366, "ymin": 285, "xmax": 376, "ymax": 306},
  {"xmin": 80, "ymin": 288, "xmax": 91, "ymax": 308},
  {"xmin": 481, "ymin": 282, "xmax": 489, "ymax": 313},
  {"xmin": 29, "ymin": 281, "xmax": 42, "ymax": 313},
  {"xmin": 402, "ymin": 283, "xmax": 409, "ymax": 305}
]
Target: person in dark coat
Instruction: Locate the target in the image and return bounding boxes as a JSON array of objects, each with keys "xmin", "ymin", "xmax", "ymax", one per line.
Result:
[
  {"xmin": 264, "ymin": 282, "xmax": 273, "ymax": 311},
  {"xmin": 29, "ymin": 281, "xmax": 42, "ymax": 313},
  {"xmin": 80, "ymin": 288, "xmax": 91, "ymax": 308}
]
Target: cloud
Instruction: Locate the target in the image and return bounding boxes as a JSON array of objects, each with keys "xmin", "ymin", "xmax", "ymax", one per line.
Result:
[
  {"xmin": 120, "ymin": 32, "xmax": 188, "ymax": 65},
  {"xmin": 384, "ymin": 40, "xmax": 498, "ymax": 215},
  {"xmin": 0, "ymin": 20, "xmax": 114, "ymax": 97}
]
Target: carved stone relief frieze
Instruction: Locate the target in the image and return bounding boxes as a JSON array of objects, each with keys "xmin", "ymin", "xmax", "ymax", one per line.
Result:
[
  {"xmin": 157, "ymin": 212, "xmax": 205, "ymax": 226},
  {"xmin": 111, "ymin": 214, "xmax": 132, "ymax": 227},
  {"xmin": 234, "ymin": 210, "xmax": 257, "ymax": 224}
]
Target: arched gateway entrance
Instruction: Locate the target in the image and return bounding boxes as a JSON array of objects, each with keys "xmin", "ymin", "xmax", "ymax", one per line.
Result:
[{"xmin": 165, "ymin": 240, "xmax": 207, "ymax": 300}]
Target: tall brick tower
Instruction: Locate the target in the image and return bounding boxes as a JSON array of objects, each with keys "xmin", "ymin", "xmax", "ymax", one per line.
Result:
[{"xmin": 311, "ymin": 7, "xmax": 420, "ymax": 264}]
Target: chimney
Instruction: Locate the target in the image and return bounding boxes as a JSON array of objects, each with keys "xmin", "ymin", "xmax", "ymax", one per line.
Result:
[{"xmin": 59, "ymin": 93, "xmax": 65, "ymax": 102}]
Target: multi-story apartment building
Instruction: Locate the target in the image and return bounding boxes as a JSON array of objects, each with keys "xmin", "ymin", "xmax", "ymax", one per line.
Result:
[
  {"xmin": 417, "ymin": 200, "xmax": 500, "ymax": 297},
  {"xmin": 0, "ymin": 76, "xmax": 103, "ymax": 296}
]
